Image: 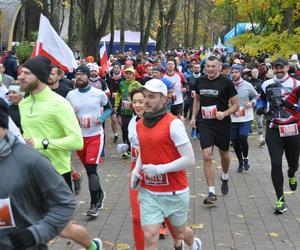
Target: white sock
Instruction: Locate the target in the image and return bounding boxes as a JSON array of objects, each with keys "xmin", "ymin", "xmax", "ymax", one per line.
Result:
[
  {"xmin": 208, "ymin": 186, "xmax": 215, "ymax": 194},
  {"xmin": 222, "ymin": 173, "xmax": 228, "ymax": 180}
]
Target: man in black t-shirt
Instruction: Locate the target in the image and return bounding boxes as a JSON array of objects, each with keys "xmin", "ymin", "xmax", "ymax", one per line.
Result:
[
  {"xmin": 191, "ymin": 56, "xmax": 239, "ymax": 205},
  {"xmin": 48, "ymin": 65, "xmax": 72, "ymax": 98}
]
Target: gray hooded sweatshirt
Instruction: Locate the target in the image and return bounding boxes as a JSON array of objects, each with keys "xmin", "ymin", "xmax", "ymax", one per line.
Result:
[{"xmin": 0, "ymin": 131, "xmax": 76, "ymax": 249}]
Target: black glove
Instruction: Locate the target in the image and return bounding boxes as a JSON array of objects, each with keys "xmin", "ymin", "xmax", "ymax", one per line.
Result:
[
  {"xmin": 256, "ymin": 108, "xmax": 265, "ymax": 116},
  {"xmin": 9, "ymin": 228, "xmax": 36, "ymax": 250}
]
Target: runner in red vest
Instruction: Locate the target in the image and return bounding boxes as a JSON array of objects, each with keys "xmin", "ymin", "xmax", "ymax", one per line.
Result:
[{"xmin": 131, "ymin": 79, "xmax": 201, "ymax": 250}]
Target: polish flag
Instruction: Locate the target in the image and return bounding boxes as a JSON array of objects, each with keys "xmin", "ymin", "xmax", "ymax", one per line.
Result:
[
  {"xmin": 32, "ymin": 14, "xmax": 77, "ymax": 72},
  {"xmin": 99, "ymin": 42, "xmax": 109, "ymax": 72}
]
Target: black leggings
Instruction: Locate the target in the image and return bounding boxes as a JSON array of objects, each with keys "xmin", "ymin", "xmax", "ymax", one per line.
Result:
[
  {"xmin": 120, "ymin": 114, "xmax": 132, "ymax": 147},
  {"xmin": 85, "ymin": 164, "xmax": 102, "ymax": 204},
  {"xmin": 62, "ymin": 171, "xmax": 73, "ymax": 192},
  {"xmin": 232, "ymin": 136, "xmax": 249, "ymax": 163},
  {"xmin": 266, "ymin": 127, "xmax": 300, "ymax": 200}
]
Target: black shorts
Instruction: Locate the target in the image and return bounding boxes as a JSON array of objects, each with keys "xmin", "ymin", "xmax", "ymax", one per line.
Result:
[
  {"xmin": 170, "ymin": 103, "xmax": 183, "ymax": 116},
  {"xmin": 198, "ymin": 121, "xmax": 231, "ymax": 151},
  {"xmin": 62, "ymin": 171, "xmax": 73, "ymax": 192}
]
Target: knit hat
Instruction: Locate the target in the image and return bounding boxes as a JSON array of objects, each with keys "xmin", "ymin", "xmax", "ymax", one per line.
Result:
[
  {"xmin": 75, "ymin": 65, "xmax": 90, "ymax": 77},
  {"xmin": 0, "ymin": 98, "xmax": 8, "ymax": 129},
  {"xmin": 231, "ymin": 64, "xmax": 243, "ymax": 74},
  {"xmin": 23, "ymin": 56, "xmax": 52, "ymax": 83}
]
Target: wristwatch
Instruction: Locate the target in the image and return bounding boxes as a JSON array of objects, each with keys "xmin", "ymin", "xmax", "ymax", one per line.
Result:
[{"xmin": 42, "ymin": 138, "xmax": 49, "ymax": 150}]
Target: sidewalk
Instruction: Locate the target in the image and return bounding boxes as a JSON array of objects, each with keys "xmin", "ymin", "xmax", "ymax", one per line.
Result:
[{"xmin": 50, "ymin": 124, "xmax": 300, "ymax": 250}]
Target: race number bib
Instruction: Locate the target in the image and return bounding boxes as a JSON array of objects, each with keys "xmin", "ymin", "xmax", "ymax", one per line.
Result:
[
  {"xmin": 279, "ymin": 124, "xmax": 299, "ymax": 137},
  {"xmin": 144, "ymin": 174, "xmax": 169, "ymax": 186},
  {"xmin": 201, "ymin": 105, "xmax": 217, "ymax": 119},
  {"xmin": 78, "ymin": 114, "xmax": 91, "ymax": 128},
  {"xmin": 0, "ymin": 198, "xmax": 15, "ymax": 229},
  {"xmin": 233, "ymin": 107, "xmax": 246, "ymax": 117},
  {"xmin": 122, "ymin": 100, "xmax": 132, "ymax": 109}
]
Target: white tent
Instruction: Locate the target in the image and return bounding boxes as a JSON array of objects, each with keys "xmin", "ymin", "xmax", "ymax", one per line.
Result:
[{"xmin": 99, "ymin": 30, "xmax": 156, "ymax": 52}]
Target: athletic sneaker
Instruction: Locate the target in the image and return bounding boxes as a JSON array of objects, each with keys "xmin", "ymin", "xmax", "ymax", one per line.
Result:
[
  {"xmin": 237, "ymin": 162, "xmax": 243, "ymax": 172},
  {"xmin": 113, "ymin": 134, "xmax": 119, "ymax": 143},
  {"xmin": 87, "ymin": 204, "xmax": 99, "ymax": 217},
  {"xmin": 72, "ymin": 172, "xmax": 82, "ymax": 195},
  {"xmin": 174, "ymin": 240, "xmax": 184, "ymax": 250},
  {"xmin": 289, "ymin": 176, "xmax": 297, "ymax": 191},
  {"xmin": 122, "ymin": 151, "xmax": 130, "ymax": 159},
  {"xmin": 159, "ymin": 224, "xmax": 167, "ymax": 239},
  {"xmin": 243, "ymin": 158, "xmax": 250, "ymax": 171},
  {"xmin": 96, "ymin": 191, "xmax": 106, "ymax": 210},
  {"xmin": 274, "ymin": 196, "xmax": 287, "ymax": 214},
  {"xmin": 93, "ymin": 238, "xmax": 103, "ymax": 250},
  {"xmin": 203, "ymin": 192, "xmax": 217, "ymax": 205},
  {"xmin": 194, "ymin": 237, "xmax": 202, "ymax": 250},
  {"xmin": 221, "ymin": 176, "xmax": 229, "ymax": 195}
]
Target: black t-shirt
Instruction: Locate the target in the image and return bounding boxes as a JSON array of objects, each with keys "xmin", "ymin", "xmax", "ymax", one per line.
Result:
[
  {"xmin": 194, "ymin": 74, "xmax": 237, "ymax": 124},
  {"xmin": 52, "ymin": 83, "xmax": 72, "ymax": 98},
  {"xmin": 106, "ymin": 75, "xmax": 124, "ymax": 93},
  {"xmin": 60, "ymin": 78, "xmax": 74, "ymax": 89}
]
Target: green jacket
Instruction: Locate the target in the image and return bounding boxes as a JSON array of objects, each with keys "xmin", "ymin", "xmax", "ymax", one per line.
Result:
[
  {"xmin": 114, "ymin": 79, "xmax": 142, "ymax": 116},
  {"xmin": 19, "ymin": 87, "xmax": 83, "ymax": 175}
]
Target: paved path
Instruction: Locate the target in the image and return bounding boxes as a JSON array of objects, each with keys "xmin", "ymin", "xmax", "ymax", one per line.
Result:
[{"xmin": 50, "ymin": 122, "xmax": 300, "ymax": 250}]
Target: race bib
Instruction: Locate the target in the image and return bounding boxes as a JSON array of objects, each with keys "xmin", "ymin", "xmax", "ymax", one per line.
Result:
[
  {"xmin": 279, "ymin": 124, "xmax": 299, "ymax": 137},
  {"xmin": 78, "ymin": 114, "xmax": 91, "ymax": 128},
  {"xmin": 0, "ymin": 198, "xmax": 15, "ymax": 229},
  {"xmin": 201, "ymin": 105, "xmax": 217, "ymax": 119},
  {"xmin": 144, "ymin": 174, "xmax": 169, "ymax": 186},
  {"xmin": 122, "ymin": 100, "xmax": 132, "ymax": 109},
  {"xmin": 233, "ymin": 107, "xmax": 246, "ymax": 117}
]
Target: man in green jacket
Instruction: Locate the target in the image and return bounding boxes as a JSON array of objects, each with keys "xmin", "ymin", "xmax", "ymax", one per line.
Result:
[
  {"xmin": 114, "ymin": 67, "xmax": 142, "ymax": 158},
  {"xmin": 18, "ymin": 56, "xmax": 102, "ymax": 250}
]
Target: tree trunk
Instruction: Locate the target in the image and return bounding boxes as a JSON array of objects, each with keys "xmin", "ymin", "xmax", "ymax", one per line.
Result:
[
  {"xmin": 109, "ymin": 0, "xmax": 115, "ymax": 55},
  {"xmin": 281, "ymin": 6, "xmax": 293, "ymax": 34},
  {"xmin": 68, "ymin": 0, "xmax": 77, "ymax": 50},
  {"xmin": 49, "ymin": 0, "xmax": 61, "ymax": 33},
  {"xmin": 139, "ymin": 0, "xmax": 145, "ymax": 49},
  {"xmin": 192, "ymin": 0, "xmax": 200, "ymax": 48},
  {"xmin": 183, "ymin": 0, "xmax": 188, "ymax": 48},
  {"xmin": 165, "ymin": 0, "xmax": 179, "ymax": 49},
  {"xmin": 141, "ymin": 0, "xmax": 157, "ymax": 52},
  {"xmin": 20, "ymin": 0, "xmax": 26, "ymax": 41},
  {"xmin": 155, "ymin": 0, "xmax": 164, "ymax": 51},
  {"xmin": 120, "ymin": 0, "xmax": 126, "ymax": 51}
]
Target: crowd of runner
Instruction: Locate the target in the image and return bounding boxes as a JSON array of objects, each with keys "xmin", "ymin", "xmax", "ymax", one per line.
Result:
[{"xmin": 0, "ymin": 47, "xmax": 300, "ymax": 250}]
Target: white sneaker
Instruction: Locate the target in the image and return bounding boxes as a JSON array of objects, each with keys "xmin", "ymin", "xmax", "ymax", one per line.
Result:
[{"xmin": 92, "ymin": 238, "xmax": 102, "ymax": 250}]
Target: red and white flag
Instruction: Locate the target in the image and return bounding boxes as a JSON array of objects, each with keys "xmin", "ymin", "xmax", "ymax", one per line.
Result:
[
  {"xmin": 99, "ymin": 42, "xmax": 109, "ymax": 72},
  {"xmin": 32, "ymin": 14, "xmax": 77, "ymax": 72}
]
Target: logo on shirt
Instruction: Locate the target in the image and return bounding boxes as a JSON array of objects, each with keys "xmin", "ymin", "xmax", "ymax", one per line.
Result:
[{"xmin": 200, "ymin": 89, "xmax": 218, "ymax": 96}]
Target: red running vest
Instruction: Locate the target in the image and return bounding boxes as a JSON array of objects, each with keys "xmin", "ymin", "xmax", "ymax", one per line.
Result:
[{"xmin": 137, "ymin": 112, "xmax": 188, "ymax": 192}]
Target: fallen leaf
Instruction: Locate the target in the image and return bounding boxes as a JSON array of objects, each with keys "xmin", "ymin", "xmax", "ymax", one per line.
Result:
[
  {"xmin": 189, "ymin": 195, "xmax": 198, "ymax": 198},
  {"xmin": 189, "ymin": 223, "xmax": 205, "ymax": 229},
  {"xmin": 78, "ymin": 201, "xmax": 86, "ymax": 204},
  {"xmin": 116, "ymin": 243, "xmax": 130, "ymax": 249},
  {"xmin": 283, "ymin": 191, "xmax": 294, "ymax": 195},
  {"xmin": 216, "ymin": 166, "xmax": 222, "ymax": 169},
  {"xmin": 234, "ymin": 232, "xmax": 243, "ymax": 236},
  {"xmin": 103, "ymin": 240, "xmax": 115, "ymax": 247},
  {"xmin": 269, "ymin": 232, "xmax": 279, "ymax": 237},
  {"xmin": 249, "ymin": 196, "xmax": 255, "ymax": 198},
  {"xmin": 237, "ymin": 214, "xmax": 244, "ymax": 218}
]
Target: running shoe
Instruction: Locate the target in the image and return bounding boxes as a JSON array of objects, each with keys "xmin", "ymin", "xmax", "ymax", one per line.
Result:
[
  {"xmin": 289, "ymin": 176, "xmax": 297, "ymax": 191},
  {"xmin": 243, "ymin": 158, "xmax": 250, "ymax": 171},
  {"xmin": 159, "ymin": 223, "xmax": 167, "ymax": 239},
  {"xmin": 203, "ymin": 192, "xmax": 217, "ymax": 205},
  {"xmin": 194, "ymin": 237, "xmax": 202, "ymax": 250},
  {"xmin": 72, "ymin": 172, "xmax": 82, "ymax": 195},
  {"xmin": 237, "ymin": 162, "xmax": 243, "ymax": 172},
  {"xmin": 96, "ymin": 191, "xmax": 106, "ymax": 210},
  {"xmin": 220, "ymin": 176, "xmax": 229, "ymax": 195},
  {"xmin": 258, "ymin": 140, "xmax": 265, "ymax": 147},
  {"xmin": 174, "ymin": 240, "xmax": 184, "ymax": 250},
  {"xmin": 87, "ymin": 204, "xmax": 99, "ymax": 217},
  {"xmin": 274, "ymin": 196, "xmax": 287, "ymax": 214},
  {"xmin": 122, "ymin": 151, "xmax": 130, "ymax": 159},
  {"xmin": 113, "ymin": 134, "xmax": 119, "ymax": 143},
  {"xmin": 92, "ymin": 238, "xmax": 103, "ymax": 250}
]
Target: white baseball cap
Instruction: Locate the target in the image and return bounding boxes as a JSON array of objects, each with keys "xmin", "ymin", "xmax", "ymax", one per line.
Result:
[{"xmin": 143, "ymin": 79, "xmax": 168, "ymax": 97}]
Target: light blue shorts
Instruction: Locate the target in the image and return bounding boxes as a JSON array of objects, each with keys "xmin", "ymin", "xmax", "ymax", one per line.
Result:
[{"xmin": 138, "ymin": 187, "xmax": 189, "ymax": 227}]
